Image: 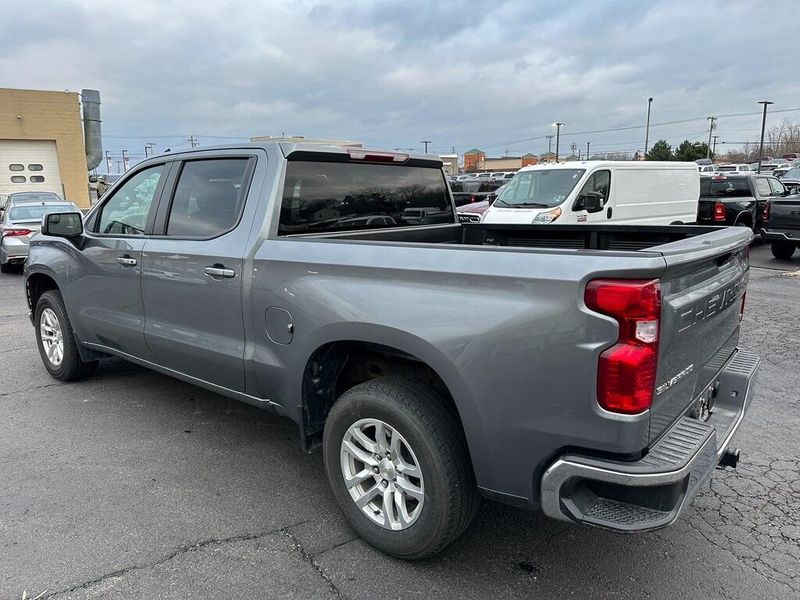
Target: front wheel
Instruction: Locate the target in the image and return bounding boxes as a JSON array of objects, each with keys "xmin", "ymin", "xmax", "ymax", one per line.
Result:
[
  {"xmin": 771, "ymin": 241, "xmax": 797, "ymax": 260},
  {"xmin": 323, "ymin": 377, "xmax": 479, "ymax": 559},
  {"xmin": 35, "ymin": 290, "xmax": 97, "ymax": 381}
]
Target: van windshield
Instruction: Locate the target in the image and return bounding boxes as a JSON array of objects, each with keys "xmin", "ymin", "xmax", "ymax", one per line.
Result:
[{"xmin": 495, "ymin": 169, "xmax": 585, "ymax": 208}]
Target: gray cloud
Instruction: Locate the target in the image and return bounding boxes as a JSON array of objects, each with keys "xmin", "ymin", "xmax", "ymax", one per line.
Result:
[{"xmin": 1, "ymin": 0, "xmax": 795, "ymax": 164}]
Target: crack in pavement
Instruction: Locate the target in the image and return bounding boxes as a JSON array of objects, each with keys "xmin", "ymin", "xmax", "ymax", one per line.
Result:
[
  {"xmin": 40, "ymin": 519, "xmax": 311, "ymax": 599},
  {"xmin": 282, "ymin": 529, "xmax": 349, "ymax": 599},
  {"xmin": 684, "ymin": 456, "xmax": 800, "ymax": 593}
]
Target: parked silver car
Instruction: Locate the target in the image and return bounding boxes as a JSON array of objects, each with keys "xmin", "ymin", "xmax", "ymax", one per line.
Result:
[
  {"xmin": 0, "ymin": 191, "xmax": 64, "ymax": 215},
  {"xmin": 0, "ymin": 200, "xmax": 79, "ymax": 272}
]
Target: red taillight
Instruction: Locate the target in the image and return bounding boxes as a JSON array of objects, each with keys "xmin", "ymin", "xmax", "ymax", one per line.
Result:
[
  {"xmin": 470, "ymin": 194, "xmax": 479, "ymax": 203},
  {"xmin": 763, "ymin": 201, "xmax": 770, "ymax": 224},
  {"xmin": 713, "ymin": 202, "xmax": 726, "ymax": 222},
  {"xmin": 585, "ymin": 279, "xmax": 661, "ymax": 415},
  {"xmin": 0, "ymin": 227, "xmax": 32, "ymax": 238}
]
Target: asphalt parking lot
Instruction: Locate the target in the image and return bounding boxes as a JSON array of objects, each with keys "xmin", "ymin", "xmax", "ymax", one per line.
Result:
[{"xmin": 1, "ymin": 241, "xmax": 798, "ymax": 600}]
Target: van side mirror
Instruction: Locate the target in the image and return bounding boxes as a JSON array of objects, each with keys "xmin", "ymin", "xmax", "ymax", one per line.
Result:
[
  {"xmin": 42, "ymin": 212, "xmax": 84, "ymax": 238},
  {"xmin": 574, "ymin": 191, "xmax": 605, "ymax": 213}
]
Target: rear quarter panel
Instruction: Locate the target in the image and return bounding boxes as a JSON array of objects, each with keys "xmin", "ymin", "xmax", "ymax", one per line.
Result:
[{"xmin": 246, "ymin": 238, "xmax": 667, "ymax": 502}]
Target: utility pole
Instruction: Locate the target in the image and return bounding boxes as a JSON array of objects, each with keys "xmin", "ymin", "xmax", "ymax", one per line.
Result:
[
  {"xmin": 570, "ymin": 142, "xmax": 577, "ymax": 158},
  {"xmin": 711, "ymin": 135, "xmax": 718, "ymax": 156},
  {"xmin": 105, "ymin": 151, "xmax": 112, "ymax": 173},
  {"xmin": 644, "ymin": 97, "xmax": 654, "ymax": 156},
  {"xmin": 586, "ymin": 141, "xmax": 591, "ymax": 159},
  {"xmin": 552, "ymin": 123, "xmax": 564, "ymax": 163},
  {"xmin": 187, "ymin": 135, "xmax": 198, "ymax": 148},
  {"xmin": 706, "ymin": 116, "xmax": 717, "ymax": 159},
  {"xmin": 121, "ymin": 149, "xmax": 129, "ymax": 172},
  {"xmin": 546, "ymin": 135, "xmax": 554, "ymax": 157},
  {"xmin": 144, "ymin": 142, "xmax": 155, "ymax": 158},
  {"xmin": 420, "ymin": 140, "xmax": 432, "ymax": 154},
  {"xmin": 757, "ymin": 101, "xmax": 773, "ymax": 173}
]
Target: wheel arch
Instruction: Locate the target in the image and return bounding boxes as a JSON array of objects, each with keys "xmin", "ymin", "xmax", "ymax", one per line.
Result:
[{"xmin": 298, "ymin": 325, "xmax": 485, "ymax": 473}]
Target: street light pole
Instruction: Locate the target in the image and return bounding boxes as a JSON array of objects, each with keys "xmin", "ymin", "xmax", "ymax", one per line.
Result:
[
  {"xmin": 420, "ymin": 140, "xmax": 432, "ymax": 154},
  {"xmin": 757, "ymin": 101, "xmax": 773, "ymax": 174},
  {"xmin": 552, "ymin": 123, "xmax": 564, "ymax": 163},
  {"xmin": 586, "ymin": 141, "xmax": 591, "ymax": 159},
  {"xmin": 644, "ymin": 97, "xmax": 653, "ymax": 157}
]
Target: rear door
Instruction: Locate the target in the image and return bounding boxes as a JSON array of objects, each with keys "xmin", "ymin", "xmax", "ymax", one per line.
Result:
[
  {"xmin": 71, "ymin": 163, "xmax": 169, "ymax": 359},
  {"xmin": 140, "ymin": 154, "xmax": 256, "ymax": 392},
  {"xmin": 648, "ymin": 228, "xmax": 750, "ymax": 442}
]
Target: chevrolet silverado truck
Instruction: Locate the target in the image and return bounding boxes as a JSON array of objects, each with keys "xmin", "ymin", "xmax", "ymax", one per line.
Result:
[{"xmin": 24, "ymin": 143, "xmax": 759, "ymax": 559}]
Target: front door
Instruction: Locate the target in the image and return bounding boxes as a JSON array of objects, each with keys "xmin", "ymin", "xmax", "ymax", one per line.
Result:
[
  {"xmin": 70, "ymin": 163, "xmax": 167, "ymax": 359},
  {"xmin": 141, "ymin": 157, "xmax": 253, "ymax": 392},
  {"xmin": 575, "ymin": 169, "xmax": 611, "ymax": 223}
]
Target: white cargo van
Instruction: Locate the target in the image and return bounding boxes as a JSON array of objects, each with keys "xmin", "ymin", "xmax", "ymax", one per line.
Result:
[{"xmin": 481, "ymin": 161, "xmax": 700, "ymax": 225}]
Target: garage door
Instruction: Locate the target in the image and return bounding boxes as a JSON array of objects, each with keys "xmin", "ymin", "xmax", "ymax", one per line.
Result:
[{"xmin": 0, "ymin": 140, "xmax": 64, "ymax": 204}]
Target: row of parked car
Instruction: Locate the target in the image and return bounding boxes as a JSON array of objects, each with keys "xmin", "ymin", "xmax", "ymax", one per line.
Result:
[
  {"xmin": 697, "ymin": 156, "xmax": 800, "ymax": 176},
  {"xmin": 455, "ymin": 161, "xmax": 800, "ymax": 259}
]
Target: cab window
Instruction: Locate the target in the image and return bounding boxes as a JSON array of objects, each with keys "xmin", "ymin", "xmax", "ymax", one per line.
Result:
[
  {"xmin": 97, "ymin": 165, "xmax": 164, "ymax": 235},
  {"xmin": 578, "ymin": 170, "xmax": 610, "ymax": 200},
  {"xmin": 768, "ymin": 178, "xmax": 786, "ymax": 197},
  {"xmin": 755, "ymin": 178, "xmax": 772, "ymax": 197}
]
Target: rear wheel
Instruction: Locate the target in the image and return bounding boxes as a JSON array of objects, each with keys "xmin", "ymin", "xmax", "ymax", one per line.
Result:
[
  {"xmin": 323, "ymin": 377, "xmax": 479, "ymax": 559},
  {"xmin": 35, "ymin": 290, "xmax": 97, "ymax": 381},
  {"xmin": 771, "ymin": 241, "xmax": 797, "ymax": 260}
]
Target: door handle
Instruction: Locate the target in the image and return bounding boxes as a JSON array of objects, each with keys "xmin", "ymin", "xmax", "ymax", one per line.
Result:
[
  {"xmin": 204, "ymin": 265, "xmax": 236, "ymax": 279},
  {"xmin": 117, "ymin": 256, "xmax": 137, "ymax": 267}
]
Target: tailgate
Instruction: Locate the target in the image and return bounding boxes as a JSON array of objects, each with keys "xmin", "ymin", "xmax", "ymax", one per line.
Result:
[
  {"xmin": 696, "ymin": 198, "xmax": 715, "ymax": 221},
  {"xmin": 649, "ymin": 227, "xmax": 751, "ymax": 443},
  {"xmin": 768, "ymin": 198, "xmax": 800, "ymax": 232}
]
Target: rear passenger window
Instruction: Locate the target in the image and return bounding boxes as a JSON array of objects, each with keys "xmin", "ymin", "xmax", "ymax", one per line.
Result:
[
  {"xmin": 279, "ymin": 161, "xmax": 452, "ymax": 235},
  {"xmin": 166, "ymin": 159, "xmax": 250, "ymax": 238}
]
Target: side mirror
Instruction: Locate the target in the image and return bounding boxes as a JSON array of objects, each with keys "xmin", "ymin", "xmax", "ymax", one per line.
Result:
[
  {"xmin": 574, "ymin": 191, "xmax": 605, "ymax": 213},
  {"xmin": 42, "ymin": 212, "xmax": 84, "ymax": 238}
]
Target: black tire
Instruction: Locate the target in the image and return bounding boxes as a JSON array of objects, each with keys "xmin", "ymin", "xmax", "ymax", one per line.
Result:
[
  {"xmin": 35, "ymin": 289, "xmax": 97, "ymax": 381},
  {"xmin": 735, "ymin": 219, "xmax": 753, "ymax": 231},
  {"xmin": 323, "ymin": 376, "xmax": 479, "ymax": 559},
  {"xmin": 771, "ymin": 241, "xmax": 797, "ymax": 260},
  {"xmin": 0, "ymin": 261, "xmax": 12, "ymax": 273}
]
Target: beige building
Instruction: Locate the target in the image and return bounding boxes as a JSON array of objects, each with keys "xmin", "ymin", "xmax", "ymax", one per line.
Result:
[
  {"xmin": 0, "ymin": 88, "xmax": 91, "ymax": 208},
  {"xmin": 439, "ymin": 154, "xmax": 458, "ymax": 175}
]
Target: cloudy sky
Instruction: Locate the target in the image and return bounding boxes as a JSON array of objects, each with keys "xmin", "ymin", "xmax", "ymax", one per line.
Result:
[{"xmin": 2, "ymin": 0, "xmax": 797, "ymax": 168}]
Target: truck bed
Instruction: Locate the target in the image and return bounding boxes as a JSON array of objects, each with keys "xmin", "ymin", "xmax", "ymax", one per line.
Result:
[{"xmin": 314, "ymin": 222, "xmax": 727, "ymax": 253}]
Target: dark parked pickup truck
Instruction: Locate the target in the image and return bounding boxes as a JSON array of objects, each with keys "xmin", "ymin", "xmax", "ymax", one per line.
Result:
[
  {"xmin": 761, "ymin": 190, "xmax": 800, "ymax": 259},
  {"xmin": 25, "ymin": 143, "xmax": 759, "ymax": 559},
  {"xmin": 697, "ymin": 173, "xmax": 790, "ymax": 231}
]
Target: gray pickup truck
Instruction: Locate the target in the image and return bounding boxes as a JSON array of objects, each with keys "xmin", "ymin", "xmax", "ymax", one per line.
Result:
[{"xmin": 24, "ymin": 143, "xmax": 759, "ymax": 559}]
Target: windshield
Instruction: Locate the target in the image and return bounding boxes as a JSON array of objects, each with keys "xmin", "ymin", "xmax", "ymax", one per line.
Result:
[
  {"xmin": 495, "ymin": 169, "xmax": 585, "ymax": 208},
  {"xmin": 700, "ymin": 178, "xmax": 752, "ymax": 197},
  {"xmin": 9, "ymin": 204, "xmax": 74, "ymax": 222}
]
